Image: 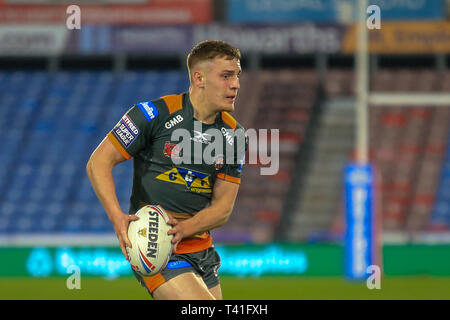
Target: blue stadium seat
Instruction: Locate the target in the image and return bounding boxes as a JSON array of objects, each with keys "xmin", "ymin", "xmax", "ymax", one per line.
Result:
[{"xmin": 0, "ymin": 70, "xmax": 186, "ymax": 234}]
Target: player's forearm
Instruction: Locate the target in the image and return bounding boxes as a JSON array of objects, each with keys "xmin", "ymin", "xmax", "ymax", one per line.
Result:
[
  {"xmin": 86, "ymin": 157, "xmax": 123, "ymax": 224},
  {"xmin": 180, "ymin": 203, "xmax": 234, "ymax": 238}
]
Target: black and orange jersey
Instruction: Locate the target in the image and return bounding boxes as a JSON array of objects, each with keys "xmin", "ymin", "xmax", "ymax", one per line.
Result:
[{"xmin": 107, "ymin": 92, "xmax": 247, "ymax": 253}]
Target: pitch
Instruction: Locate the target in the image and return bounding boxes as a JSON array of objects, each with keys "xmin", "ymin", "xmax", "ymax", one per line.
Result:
[{"xmin": 0, "ymin": 276, "xmax": 449, "ymax": 300}]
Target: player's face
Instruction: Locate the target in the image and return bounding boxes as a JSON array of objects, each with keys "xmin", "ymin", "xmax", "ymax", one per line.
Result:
[{"xmin": 204, "ymin": 57, "xmax": 241, "ymax": 113}]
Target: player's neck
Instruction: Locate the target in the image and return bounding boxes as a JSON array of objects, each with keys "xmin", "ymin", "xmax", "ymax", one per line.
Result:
[{"xmin": 189, "ymin": 87, "xmax": 218, "ymax": 125}]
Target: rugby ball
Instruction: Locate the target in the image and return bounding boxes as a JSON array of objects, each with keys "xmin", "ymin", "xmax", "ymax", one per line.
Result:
[{"xmin": 126, "ymin": 205, "xmax": 173, "ymax": 276}]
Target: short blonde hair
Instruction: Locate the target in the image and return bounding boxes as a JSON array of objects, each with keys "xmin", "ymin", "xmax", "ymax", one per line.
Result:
[{"xmin": 187, "ymin": 40, "xmax": 241, "ymax": 76}]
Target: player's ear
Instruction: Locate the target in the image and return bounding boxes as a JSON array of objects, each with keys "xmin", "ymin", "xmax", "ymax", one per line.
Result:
[{"xmin": 192, "ymin": 70, "xmax": 205, "ymax": 89}]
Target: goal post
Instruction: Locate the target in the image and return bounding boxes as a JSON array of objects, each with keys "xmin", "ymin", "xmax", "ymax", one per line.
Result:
[
  {"xmin": 345, "ymin": 0, "xmax": 376, "ymax": 280},
  {"xmin": 346, "ymin": 0, "xmax": 449, "ymax": 280},
  {"xmin": 369, "ymin": 93, "xmax": 450, "ymax": 106}
]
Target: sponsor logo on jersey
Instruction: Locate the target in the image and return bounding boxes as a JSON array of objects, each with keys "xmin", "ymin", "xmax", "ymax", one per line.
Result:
[
  {"xmin": 163, "ymin": 142, "xmax": 182, "ymax": 159},
  {"xmin": 112, "ymin": 114, "xmax": 140, "ymax": 148},
  {"xmin": 156, "ymin": 168, "xmax": 211, "ymax": 193},
  {"xmin": 191, "ymin": 130, "xmax": 212, "ymax": 144},
  {"xmin": 221, "ymin": 127, "xmax": 234, "ymax": 146},
  {"xmin": 137, "ymin": 101, "xmax": 159, "ymax": 122},
  {"xmin": 165, "ymin": 114, "xmax": 184, "ymax": 129}
]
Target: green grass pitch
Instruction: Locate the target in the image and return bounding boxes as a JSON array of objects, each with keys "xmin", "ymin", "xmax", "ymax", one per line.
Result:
[{"xmin": 0, "ymin": 276, "xmax": 449, "ymax": 300}]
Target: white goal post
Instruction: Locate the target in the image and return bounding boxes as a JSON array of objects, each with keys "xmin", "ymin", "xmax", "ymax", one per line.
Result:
[
  {"xmin": 369, "ymin": 93, "xmax": 450, "ymax": 106},
  {"xmin": 355, "ymin": 0, "xmax": 449, "ymax": 162},
  {"xmin": 353, "ymin": 0, "xmax": 450, "ymax": 248}
]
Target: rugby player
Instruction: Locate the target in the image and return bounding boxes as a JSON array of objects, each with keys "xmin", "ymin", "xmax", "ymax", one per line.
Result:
[{"xmin": 86, "ymin": 40, "xmax": 246, "ymax": 300}]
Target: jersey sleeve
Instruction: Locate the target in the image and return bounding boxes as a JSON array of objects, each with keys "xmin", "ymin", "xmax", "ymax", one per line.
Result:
[
  {"xmin": 216, "ymin": 127, "xmax": 248, "ymax": 184},
  {"xmin": 107, "ymin": 101, "xmax": 161, "ymax": 160}
]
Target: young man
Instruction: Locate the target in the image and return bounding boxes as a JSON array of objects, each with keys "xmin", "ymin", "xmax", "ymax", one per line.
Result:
[{"xmin": 86, "ymin": 40, "xmax": 246, "ymax": 300}]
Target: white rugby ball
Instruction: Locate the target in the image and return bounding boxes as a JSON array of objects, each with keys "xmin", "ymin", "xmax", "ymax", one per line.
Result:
[{"xmin": 126, "ymin": 205, "xmax": 173, "ymax": 276}]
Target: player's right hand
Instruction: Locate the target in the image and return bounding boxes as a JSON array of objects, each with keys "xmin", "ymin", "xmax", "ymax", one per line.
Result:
[{"xmin": 112, "ymin": 213, "xmax": 139, "ymax": 261}]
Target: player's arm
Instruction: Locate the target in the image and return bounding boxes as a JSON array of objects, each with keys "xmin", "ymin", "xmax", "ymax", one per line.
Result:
[
  {"xmin": 167, "ymin": 178, "xmax": 239, "ymax": 250},
  {"xmin": 86, "ymin": 137, "xmax": 138, "ymax": 260}
]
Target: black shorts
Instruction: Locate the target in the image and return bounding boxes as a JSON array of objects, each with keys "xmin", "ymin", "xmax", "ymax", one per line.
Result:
[{"xmin": 133, "ymin": 246, "xmax": 221, "ymax": 296}]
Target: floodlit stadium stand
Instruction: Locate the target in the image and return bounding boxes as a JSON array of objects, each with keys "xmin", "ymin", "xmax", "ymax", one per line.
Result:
[
  {"xmin": 214, "ymin": 70, "xmax": 320, "ymax": 242},
  {"xmin": 0, "ymin": 69, "xmax": 321, "ymax": 243},
  {"xmin": 0, "ymin": 70, "xmax": 189, "ymax": 234},
  {"xmin": 0, "ymin": 68, "xmax": 449, "ymax": 244},
  {"xmin": 327, "ymin": 69, "xmax": 449, "ymax": 241}
]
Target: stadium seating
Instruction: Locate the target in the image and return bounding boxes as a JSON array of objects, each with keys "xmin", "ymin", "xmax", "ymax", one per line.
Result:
[
  {"xmin": 285, "ymin": 98, "xmax": 354, "ymax": 242},
  {"xmin": 0, "ymin": 69, "xmax": 448, "ymax": 243},
  {"xmin": 333, "ymin": 70, "xmax": 449, "ymax": 237},
  {"xmin": 429, "ymin": 118, "xmax": 450, "ymax": 230},
  {"xmin": 213, "ymin": 70, "xmax": 320, "ymax": 243},
  {"xmin": 369, "ymin": 70, "xmax": 449, "ymax": 233},
  {"xmin": 284, "ymin": 69, "xmax": 450, "ymax": 241},
  {"xmin": 0, "ymin": 70, "xmax": 189, "ymax": 234},
  {"xmin": 0, "ymin": 69, "xmax": 318, "ymax": 242}
]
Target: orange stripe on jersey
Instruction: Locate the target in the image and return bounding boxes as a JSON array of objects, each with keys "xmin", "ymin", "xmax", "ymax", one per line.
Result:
[
  {"xmin": 217, "ymin": 172, "xmax": 241, "ymax": 184},
  {"xmin": 161, "ymin": 94, "xmax": 183, "ymax": 114},
  {"xmin": 221, "ymin": 112, "xmax": 237, "ymax": 130},
  {"xmin": 142, "ymin": 273, "xmax": 166, "ymax": 293},
  {"xmin": 107, "ymin": 132, "xmax": 132, "ymax": 160},
  {"xmin": 175, "ymin": 233, "xmax": 213, "ymax": 254}
]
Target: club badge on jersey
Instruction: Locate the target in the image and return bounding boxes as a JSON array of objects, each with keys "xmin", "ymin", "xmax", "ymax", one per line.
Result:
[{"xmin": 163, "ymin": 142, "xmax": 182, "ymax": 159}]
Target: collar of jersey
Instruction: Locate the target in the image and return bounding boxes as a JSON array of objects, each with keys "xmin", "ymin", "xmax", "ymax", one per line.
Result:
[{"xmin": 184, "ymin": 92, "xmax": 223, "ymax": 127}]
